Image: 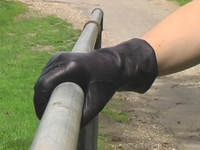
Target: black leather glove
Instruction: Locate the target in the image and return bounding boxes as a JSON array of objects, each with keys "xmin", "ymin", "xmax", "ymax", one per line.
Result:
[{"xmin": 34, "ymin": 38, "xmax": 158, "ymax": 127}]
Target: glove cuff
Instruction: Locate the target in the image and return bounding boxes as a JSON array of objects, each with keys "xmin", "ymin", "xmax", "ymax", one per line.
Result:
[{"xmin": 114, "ymin": 38, "xmax": 158, "ymax": 93}]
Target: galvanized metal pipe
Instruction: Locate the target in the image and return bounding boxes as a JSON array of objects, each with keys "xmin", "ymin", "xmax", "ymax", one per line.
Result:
[
  {"xmin": 77, "ymin": 8, "xmax": 104, "ymax": 150},
  {"xmin": 30, "ymin": 8, "xmax": 103, "ymax": 150},
  {"xmin": 73, "ymin": 8, "xmax": 103, "ymax": 53},
  {"xmin": 30, "ymin": 83, "xmax": 84, "ymax": 150}
]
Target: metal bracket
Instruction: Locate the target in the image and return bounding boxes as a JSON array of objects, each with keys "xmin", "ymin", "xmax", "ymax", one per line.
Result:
[{"xmin": 83, "ymin": 20, "xmax": 101, "ymax": 34}]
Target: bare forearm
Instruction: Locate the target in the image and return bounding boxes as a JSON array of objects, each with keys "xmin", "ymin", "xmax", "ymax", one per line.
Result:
[{"xmin": 142, "ymin": 0, "xmax": 200, "ymax": 76}]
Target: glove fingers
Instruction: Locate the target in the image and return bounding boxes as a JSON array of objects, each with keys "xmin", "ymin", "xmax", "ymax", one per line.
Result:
[
  {"xmin": 81, "ymin": 80, "xmax": 117, "ymax": 127},
  {"xmin": 34, "ymin": 63, "xmax": 80, "ymax": 119},
  {"xmin": 34, "ymin": 65, "xmax": 64, "ymax": 119},
  {"xmin": 34, "ymin": 52, "xmax": 90, "ymax": 119},
  {"xmin": 41, "ymin": 52, "xmax": 72, "ymax": 76}
]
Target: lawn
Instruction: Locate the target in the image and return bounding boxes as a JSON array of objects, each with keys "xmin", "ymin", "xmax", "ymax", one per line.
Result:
[
  {"xmin": 0, "ymin": 1, "xmax": 80, "ymax": 149},
  {"xmin": 172, "ymin": 0, "xmax": 192, "ymax": 5}
]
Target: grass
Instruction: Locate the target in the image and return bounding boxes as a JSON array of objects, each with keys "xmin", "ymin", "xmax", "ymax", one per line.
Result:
[
  {"xmin": 98, "ymin": 132, "xmax": 113, "ymax": 150},
  {"xmin": 102, "ymin": 108, "xmax": 129, "ymax": 123},
  {"xmin": 172, "ymin": 0, "xmax": 192, "ymax": 5},
  {"xmin": 98, "ymin": 96, "xmax": 131, "ymax": 150},
  {"xmin": 102, "ymin": 97, "xmax": 130, "ymax": 123},
  {"xmin": 0, "ymin": 1, "xmax": 80, "ymax": 149}
]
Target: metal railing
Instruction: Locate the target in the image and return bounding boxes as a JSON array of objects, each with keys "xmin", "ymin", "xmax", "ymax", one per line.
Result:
[{"xmin": 30, "ymin": 8, "xmax": 104, "ymax": 150}]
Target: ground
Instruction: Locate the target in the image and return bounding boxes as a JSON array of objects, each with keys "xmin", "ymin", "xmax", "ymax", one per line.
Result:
[{"xmin": 19, "ymin": 0, "xmax": 200, "ymax": 149}]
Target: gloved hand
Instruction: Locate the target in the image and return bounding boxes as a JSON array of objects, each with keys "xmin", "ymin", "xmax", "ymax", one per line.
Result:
[{"xmin": 34, "ymin": 38, "xmax": 158, "ymax": 127}]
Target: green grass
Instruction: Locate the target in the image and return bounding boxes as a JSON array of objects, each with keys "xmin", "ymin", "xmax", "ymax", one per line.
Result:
[
  {"xmin": 102, "ymin": 107, "xmax": 129, "ymax": 123},
  {"xmin": 172, "ymin": 0, "xmax": 192, "ymax": 5},
  {"xmin": 98, "ymin": 96, "xmax": 130, "ymax": 149},
  {"xmin": 98, "ymin": 132, "xmax": 113, "ymax": 150},
  {"xmin": 0, "ymin": 1, "xmax": 80, "ymax": 149},
  {"xmin": 102, "ymin": 97, "xmax": 130, "ymax": 123},
  {"xmin": 0, "ymin": 0, "xmax": 27, "ymax": 26}
]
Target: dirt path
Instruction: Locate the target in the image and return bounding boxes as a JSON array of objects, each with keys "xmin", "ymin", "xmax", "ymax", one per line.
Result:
[{"xmin": 20, "ymin": 0, "xmax": 200, "ymax": 149}]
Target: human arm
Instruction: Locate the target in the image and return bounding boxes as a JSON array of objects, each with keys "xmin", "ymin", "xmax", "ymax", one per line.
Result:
[{"xmin": 142, "ymin": 0, "xmax": 200, "ymax": 76}]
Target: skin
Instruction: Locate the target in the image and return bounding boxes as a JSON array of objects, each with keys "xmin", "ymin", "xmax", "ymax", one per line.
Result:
[{"xmin": 142, "ymin": 0, "xmax": 200, "ymax": 76}]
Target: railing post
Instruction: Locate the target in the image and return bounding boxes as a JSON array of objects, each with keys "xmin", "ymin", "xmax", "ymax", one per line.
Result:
[
  {"xmin": 30, "ymin": 8, "xmax": 104, "ymax": 150},
  {"xmin": 77, "ymin": 8, "xmax": 103, "ymax": 150}
]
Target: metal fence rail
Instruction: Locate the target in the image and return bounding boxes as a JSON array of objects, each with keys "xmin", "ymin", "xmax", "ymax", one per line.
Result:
[{"xmin": 30, "ymin": 8, "xmax": 104, "ymax": 150}]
